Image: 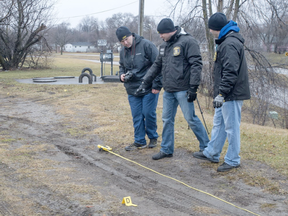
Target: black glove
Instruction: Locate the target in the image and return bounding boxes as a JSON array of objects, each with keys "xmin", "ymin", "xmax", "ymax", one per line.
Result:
[
  {"xmin": 135, "ymin": 81, "xmax": 149, "ymax": 95},
  {"xmin": 213, "ymin": 94, "xmax": 225, "ymax": 108},
  {"xmin": 187, "ymin": 87, "xmax": 198, "ymax": 102}
]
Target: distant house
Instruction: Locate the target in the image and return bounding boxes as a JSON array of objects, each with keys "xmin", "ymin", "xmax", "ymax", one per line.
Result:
[{"xmin": 64, "ymin": 42, "xmax": 96, "ymax": 53}]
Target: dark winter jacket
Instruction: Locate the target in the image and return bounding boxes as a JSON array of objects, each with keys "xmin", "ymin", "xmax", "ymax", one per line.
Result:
[
  {"xmin": 143, "ymin": 26, "xmax": 202, "ymax": 92},
  {"xmin": 119, "ymin": 33, "xmax": 162, "ymax": 96},
  {"xmin": 213, "ymin": 25, "xmax": 251, "ymax": 101}
]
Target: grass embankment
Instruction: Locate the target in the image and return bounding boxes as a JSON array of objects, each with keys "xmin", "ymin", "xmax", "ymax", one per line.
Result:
[
  {"xmin": 264, "ymin": 52, "xmax": 288, "ymax": 68},
  {"xmin": 0, "ymin": 52, "xmax": 287, "ymax": 196}
]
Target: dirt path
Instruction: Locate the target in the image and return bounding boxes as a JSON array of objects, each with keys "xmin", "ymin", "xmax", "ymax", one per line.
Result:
[{"xmin": 0, "ymin": 95, "xmax": 287, "ymax": 216}]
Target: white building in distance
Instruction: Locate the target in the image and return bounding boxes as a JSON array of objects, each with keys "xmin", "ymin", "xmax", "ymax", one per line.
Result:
[{"xmin": 64, "ymin": 42, "xmax": 96, "ymax": 53}]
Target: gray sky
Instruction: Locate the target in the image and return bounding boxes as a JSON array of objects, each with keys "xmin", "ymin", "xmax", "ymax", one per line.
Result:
[{"xmin": 54, "ymin": 0, "xmax": 170, "ymax": 27}]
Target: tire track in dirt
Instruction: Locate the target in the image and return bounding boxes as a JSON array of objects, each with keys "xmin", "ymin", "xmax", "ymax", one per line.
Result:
[
  {"xmin": 0, "ymin": 200, "xmax": 14, "ymax": 216},
  {"xmin": 0, "ymin": 162, "xmax": 92, "ymax": 215},
  {"xmin": 0, "ymin": 118, "xmax": 93, "ymax": 215}
]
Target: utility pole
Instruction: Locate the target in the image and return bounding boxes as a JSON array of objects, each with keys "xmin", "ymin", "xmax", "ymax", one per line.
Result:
[{"xmin": 138, "ymin": 0, "xmax": 144, "ymax": 36}]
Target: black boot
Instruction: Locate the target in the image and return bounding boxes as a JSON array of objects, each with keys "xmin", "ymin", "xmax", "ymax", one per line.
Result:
[
  {"xmin": 152, "ymin": 151, "xmax": 173, "ymax": 160},
  {"xmin": 148, "ymin": 139, "xmax": 157, "ymax": 148}
]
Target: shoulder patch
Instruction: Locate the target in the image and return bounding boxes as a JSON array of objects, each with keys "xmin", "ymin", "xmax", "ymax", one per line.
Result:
[{"xmin": 173, "ymin": 46, "xmax": 181, "ymax": 56}]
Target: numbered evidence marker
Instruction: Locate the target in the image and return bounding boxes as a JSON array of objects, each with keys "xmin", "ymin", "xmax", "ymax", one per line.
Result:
[{"xmin": 122, "ymin": 196, "xmax": 137, "ymax": 207}]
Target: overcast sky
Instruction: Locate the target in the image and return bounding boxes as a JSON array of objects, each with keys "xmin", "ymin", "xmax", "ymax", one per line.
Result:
[{"xmin": 53, "ymin": 0, "xmax": 170, "ymax": 28}]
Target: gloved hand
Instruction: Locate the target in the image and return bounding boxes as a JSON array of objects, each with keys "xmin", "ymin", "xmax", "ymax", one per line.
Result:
[
  {"xmin": 123, "ymin": 71, "xmax": 134, "ymax": 82},
  {"xmin": 213, "ymin": 94, "xmax": 225, "ymax": 108},
  {"xmin": 187, "ymin": 87, "xmax": 198, "ymax": 102},
  {"xmin": 135, "ymin": 81, "xmax": 149, "ymax": 95}
]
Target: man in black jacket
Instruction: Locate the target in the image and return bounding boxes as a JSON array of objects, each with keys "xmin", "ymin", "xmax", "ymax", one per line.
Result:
[
  {"xmin": 193, "ymin": 12, "xmax": 251, "ymax": 172},
  {"xmin": 116, "ymin": 26, "xmax": 162, "ymax": 151},
  {"xmin": 136, "ymin": 18, "xmax": 210, "ymax": 160}
]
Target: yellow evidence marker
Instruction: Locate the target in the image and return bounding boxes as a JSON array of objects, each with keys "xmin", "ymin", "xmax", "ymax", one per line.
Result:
[
  {"xmin": 97, "ymin": 145, "xmax": 112, "ymax": 152},
  {"xmin": 122, "ymin": 196, "xmax": 137, "ymax": 207}
]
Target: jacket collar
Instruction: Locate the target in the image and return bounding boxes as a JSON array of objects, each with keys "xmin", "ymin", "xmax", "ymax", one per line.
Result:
[{"xmin": 167, "ymin": 26, "xmax": 187, "ymax": 43}]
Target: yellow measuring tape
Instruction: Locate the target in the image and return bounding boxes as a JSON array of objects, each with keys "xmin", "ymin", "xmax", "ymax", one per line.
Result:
[{"xmin": 97, "ymin": 145, "xmax": 260, "ymax": 216}]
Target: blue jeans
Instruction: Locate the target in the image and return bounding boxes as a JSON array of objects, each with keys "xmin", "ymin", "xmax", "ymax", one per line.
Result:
[
  {"xmin": 128, "ymin": 93, "xmax": 159, "ymax": 145},
  {"xmin": 203, "ymin": 100, "xmax": 243, "ymax": 166},
  {"xmin": 160, "ymin": 91, "xmax": 210, "ymax": 154}
]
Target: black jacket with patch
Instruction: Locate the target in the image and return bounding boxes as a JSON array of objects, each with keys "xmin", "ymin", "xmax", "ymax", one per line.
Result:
[
  {"xmin": 213, "ymin": 31, "xmax": 251, "ymax": 101},
  {"xmin": 143, "ymin": 26, "xmax": 202, "ymax": 92},
  {"xmin": 119, "ymin": 33, "xmax": 162, "ymax": 96}
]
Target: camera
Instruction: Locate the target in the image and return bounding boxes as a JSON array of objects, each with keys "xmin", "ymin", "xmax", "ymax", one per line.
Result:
[{"xmin": 124, "ymin": 71, "xmax": 134, "ymax": 82}]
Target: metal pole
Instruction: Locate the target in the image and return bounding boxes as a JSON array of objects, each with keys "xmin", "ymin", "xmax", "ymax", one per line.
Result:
[
  {"xmin": 196, "ymin": 98, "xmax": 210, "ymax": 134},
  {"xmin": 111, "ymin": 53, "xmax": 113, "ymax": 75},
  {"xmin": 148, "ymin": 23, "xmax": 152, "ymax": 41},
  {"xmin": 100, "ymin": 49, "xmax": 103, "ymax": 77},
  {"xmin": 138, "ymin": 0, "xmax": 144, "ymax": 36}
]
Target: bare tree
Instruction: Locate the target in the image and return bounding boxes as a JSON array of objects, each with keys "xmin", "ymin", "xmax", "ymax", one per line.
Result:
[
  {"xmin": 0, "ymin": 0, "xmax": 54, "ymax": 70},
  {"xmin": 237, "ymin": 0, "xmax": 288, "ymax": 127},
  {"xmin": 0, "ymin": 0, "xmax": 14, "ymax": 23},
  {"xmin": 142, "ymin": 16, "xmax": 162, "ymax": 46},
  {"xmin": 75, "ymin": 16, "xmax": 102, "ymax": 46},
  {"xmin": 51, "ymin": 22, "xmax": 72, "ymax": 55},
  {"xmin": 243, "ymin": 0, "xmax": 288, "ymax": 54},
  {"xmin": 104, "ymin": 13, "xmax": 136, "ymax": 50}
]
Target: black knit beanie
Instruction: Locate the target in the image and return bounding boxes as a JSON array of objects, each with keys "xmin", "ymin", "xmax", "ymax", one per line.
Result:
[
  {"xmin": 208, "ymin": 12, "xmax": 228, "ymax": 31},
  {"xmin": 116, "ymin": 26, "xmax": 132, "ymax": 41},
  {"xmin": 157, "ymin": 18, "xmax": 176, "ymax": 34}
]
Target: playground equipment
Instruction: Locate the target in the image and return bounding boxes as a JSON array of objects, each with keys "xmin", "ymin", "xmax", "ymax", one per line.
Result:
[
  {"xmin": 79, "ymin": 67, "xmax": 96, "ymax": 84},
  {"xmin": 100, "ymin": 49, "xmax": 114, "ymax": 77},
  {"xmin": 99, "ymin": 49, "xmax": 120, "ymax": 82}
]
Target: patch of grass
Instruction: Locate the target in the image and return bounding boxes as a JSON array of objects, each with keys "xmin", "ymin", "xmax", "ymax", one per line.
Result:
[
  {"xmin": 193, "ymin": 206, "xmax": 221, "ymax": 214},
  {"xmin": 240, "ymin": 124, "xmax": 288, "ymax": 176},
  {"xmin": 237, "ymin": 172, "xmax": 282, "ymax": 194},
  {"xmin": 263, "ymin": 52, "xmax": 288, "ymax": 68},
  {"xmin": 0, "ymin": 53, "xmax": 118, "ymax": 80},
  {"xmin": 0, "ymin": 137, "xmax": 17, "ymax": 143},
  {"xmin": 65, "ymin": 127, "xmax": 86, "ymax": 137},
  {"xmin": 260, "ymin": 203, "xmax": 277, "ymax": 209}
]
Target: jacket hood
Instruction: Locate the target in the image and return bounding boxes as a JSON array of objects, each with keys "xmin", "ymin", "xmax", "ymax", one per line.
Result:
[
  {"xmin": 167, "ymin": 26, "xmax": 188, "ymax": 43},
  {"xmin": 218, "ymin": 20, "xmax": 239, "ymax": 39},
  {"xmin": 132, "ymin": 33, "xmax": 143, "ymax": 44}
]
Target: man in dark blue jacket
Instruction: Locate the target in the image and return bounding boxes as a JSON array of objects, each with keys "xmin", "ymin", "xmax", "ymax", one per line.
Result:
[
  {"xmin": 116, "ymin": 26, "xmax": 162, "ymax": 151},
  {"xmin": 193, "ymin": 13, "xmax": 251, "ymax": 172},
  {"xmin": 136, "ymin": 18, "xmax": 210, "ymax": 160}
]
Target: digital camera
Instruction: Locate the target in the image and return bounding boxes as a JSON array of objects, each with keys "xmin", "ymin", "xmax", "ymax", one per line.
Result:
[{"xmin": 124, "ymin": 71, "xmax": 134, "ymax": 82}]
